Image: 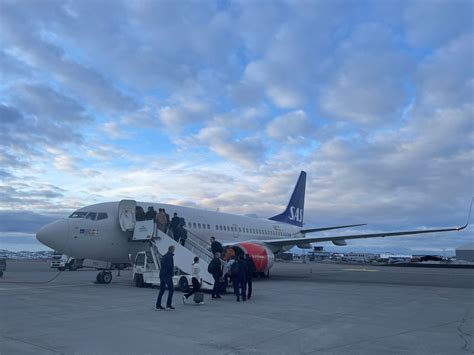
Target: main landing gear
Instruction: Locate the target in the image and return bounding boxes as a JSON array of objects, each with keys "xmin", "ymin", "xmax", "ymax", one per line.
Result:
[{"xmin": 96, "ymin": 271, "xmax": 112, "ymax": 284}]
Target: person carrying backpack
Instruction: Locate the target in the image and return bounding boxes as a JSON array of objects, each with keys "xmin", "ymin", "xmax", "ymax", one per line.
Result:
[{"xmin": 208, "ymin": 252, "xmax": 223, "ymax": 299}]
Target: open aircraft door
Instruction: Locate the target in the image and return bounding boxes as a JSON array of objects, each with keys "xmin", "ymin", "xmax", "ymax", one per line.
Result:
[{"xmin": 118, "ymin": 200, "xmax": 136, "ymax": 232}]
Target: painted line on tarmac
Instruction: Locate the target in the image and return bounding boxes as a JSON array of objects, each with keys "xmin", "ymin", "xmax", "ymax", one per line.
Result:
[{"xmin": 343, "ymin": 268, "xmax": 378, "ymax": 272}]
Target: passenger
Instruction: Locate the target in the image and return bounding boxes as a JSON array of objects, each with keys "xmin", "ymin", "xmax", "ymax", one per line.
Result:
[
  {"xmin": 226, "ymin": 255, "xmax": 237, "ymax": 292},
  {"xmin": 183, "ymin": 257, "xmax": 203, "ymax": 304},
  {"xmin": 210, "ymin": 236, "xmax": 224, "ymax": 255},
  {"xmin": 145, "ymin": 206, "xmax": 157, "ymax": 221},
  {"xmin": 178, "ymin": 218, "xmax": 187, "ymax": 246},
  {"xmin": 169, "ymin": 212, "xmax": 181, "ymax": 240},
  {"xmin": 234, "ymin": 254, "xmax": 248, "ymax": 302},
  {"xmin": 156, "ymin": 208, "xmax": 167, "ymax": 233},
  {"xmin": 156, "ymin": 245, "xmax": 175, "ymax": 311},
  {"xmin": 244, "ymin": 254, "xmax": 256, "ymax": 300},
  {"xmin": 208, "ymin": 252, "xmax": 223, "ymax": 299},
  {"xmin": 163, "ymin": 208, "xmax": 170, "ymax": 233},
  {"xmin": 135, "ymin": 206, "xmax": 146, "ymax": 222},
  {"xmin": 223, "ymin": 247, "xmax": 235, "ymax": 261}
]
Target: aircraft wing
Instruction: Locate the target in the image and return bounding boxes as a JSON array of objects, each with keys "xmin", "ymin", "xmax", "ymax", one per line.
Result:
[
  {"xmin": 265, "ymin": 199, "xmax": 472, "ymax": 248},
  {"xmin": 300, "ymin": 223, "xmax": 366, "ymax": 233},
  {"xmin": 263, "ymin": 223, "xmax": 469, "ymax": 248}
]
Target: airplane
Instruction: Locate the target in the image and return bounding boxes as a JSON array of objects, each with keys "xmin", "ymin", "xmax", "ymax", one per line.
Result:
[{"xmin": 36, "ymin": 171, "xmax": 470, "ymax": 285}]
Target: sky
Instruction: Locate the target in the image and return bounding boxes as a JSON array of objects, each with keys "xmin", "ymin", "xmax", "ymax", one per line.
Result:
[{"xmin": 0, "ymin": 0, "xmax": 473, "ymax": 254}]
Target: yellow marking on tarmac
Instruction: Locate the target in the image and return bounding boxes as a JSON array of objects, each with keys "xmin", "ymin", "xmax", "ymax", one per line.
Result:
[{"xmin": 343, "ymin": 268, "xmax": 379, "ymax": 272}]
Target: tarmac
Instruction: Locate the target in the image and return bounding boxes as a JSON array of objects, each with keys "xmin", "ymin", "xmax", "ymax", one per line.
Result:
[{"xmin": 0, "ymin": 260, "xmax": 473, "ymax": 355}]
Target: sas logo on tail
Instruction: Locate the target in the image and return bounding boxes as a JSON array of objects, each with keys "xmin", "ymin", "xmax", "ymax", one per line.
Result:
[{"xmin": 289, "ymin": 206, "xmax": 303, "ymax": 222}]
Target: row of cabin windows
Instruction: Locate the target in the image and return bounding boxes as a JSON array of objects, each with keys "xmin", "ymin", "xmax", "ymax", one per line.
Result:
[
  {"xmin": 69, "ymin": 211, "xmax": 108, "ymax": 221},
  {"xmin": 185, "ymin": 221, "xmax": 290, "ymax": 237}
]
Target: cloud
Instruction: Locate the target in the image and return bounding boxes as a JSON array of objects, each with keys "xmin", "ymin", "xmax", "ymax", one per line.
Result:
[
  {"xmin": 103, "ymin": 122, "xmax": 133, "ymax": 140},
  {"xmin": 403, "ymin": 0, "xmax": 473, "ymax": 47},
  {"xmin": 159, "ymin": 98, "xmax": 210, "ymax": 130},
  {"xmin": 196, "ymin": 126, "xmax": 266, "ymax": 167},
  {"xmin": 266, "ymin": 110, "xmax": 316, "ymax": 141},
  {"xmin": 0, "ymin": 210, "xmax": 63, "ymax": 234},
  {"xmin": 0, "ymin": 2, "xmax": 137, "ymax": 113},
  {"xmin": 416, "ymin": 34, "xmax": 474, "ymax": 109},
  {"xmin": 319, "ymin": 23, "xmax": 413, "ymax": 125}
]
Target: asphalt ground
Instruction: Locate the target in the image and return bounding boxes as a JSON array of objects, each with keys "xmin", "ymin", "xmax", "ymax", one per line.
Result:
[{"xmin": 0, "ymin": 260, "xmax": 472, "ymax": 355}]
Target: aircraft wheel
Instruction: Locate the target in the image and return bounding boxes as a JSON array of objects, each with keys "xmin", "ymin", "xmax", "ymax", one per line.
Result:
[
  {"xmin": 0, "ymin": 271, "xmax": 3, "ymax": 277},
  {"xmin": 96, "ymin": 272, "xmax": 104, "ymax": 284},
  {"xmin": 178, "ymin": 277, "xmax": 190, "ymax": 292},
  {"xmin": 102, "ymin": 272, "xmax": 112, "ymax": 284},
  {"xmin": 58, "ymin": 267, "xmax": 65, "ymax": 272},
  {"xmin": 134, "ymin": 274, "xmax": 144, "ymax": 288}
]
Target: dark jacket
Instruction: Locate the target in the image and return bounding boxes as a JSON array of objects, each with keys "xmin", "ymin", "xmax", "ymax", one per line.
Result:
[
  {"xmin": 160, "ymin": 251, "xmax": 174, "ymax": 278},
  {"xmin": 135, "ymin": 206, "xmax": 146, "ymax": 221},
  {"xmin": 145, "ymin": 209, "xmax": 157, "ymax": 221},
  {"xmin": 169, "ymin": 216, "xmax": 181, "ymax": 231},
  {"xmin": 245, "ymin": 257, "xmax": 256, "ymax": 277},
  {"xmin": 175, "ymin": 226, "xmax": 187, "ymax": 240},
  {"xmin": 235, "ymin": 259, "xmax": 248, "ymax": 280},
  {"xmin": 211, "ymin": 240, "xmax": 224, "ymax": 254}
]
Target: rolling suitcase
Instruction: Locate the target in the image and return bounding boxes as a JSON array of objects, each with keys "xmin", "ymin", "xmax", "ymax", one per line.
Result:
[{"xmin": 193, "ymin": 292, "xmax": 204, "ymax": 303}]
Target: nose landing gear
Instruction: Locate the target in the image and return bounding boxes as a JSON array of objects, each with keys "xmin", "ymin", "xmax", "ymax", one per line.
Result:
[{"xmin": 96, "ymin": 271, "xmax": 112, "ymax": 284}]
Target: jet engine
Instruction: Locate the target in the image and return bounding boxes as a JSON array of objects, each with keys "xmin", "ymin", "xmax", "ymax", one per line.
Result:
[{"xmin": 232, "ymin": 242, "xmax": 275, "ymax": 276}]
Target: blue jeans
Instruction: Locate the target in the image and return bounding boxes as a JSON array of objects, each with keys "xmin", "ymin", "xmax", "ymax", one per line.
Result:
[{"xmin": 156, "ymin": 276, "xmax": 174, "ymax": 307}]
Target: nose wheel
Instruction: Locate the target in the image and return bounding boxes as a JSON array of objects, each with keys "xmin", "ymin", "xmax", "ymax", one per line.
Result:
[{"xmin": 96, "ymin": 271, "xmax": 112, "ymax": 284}]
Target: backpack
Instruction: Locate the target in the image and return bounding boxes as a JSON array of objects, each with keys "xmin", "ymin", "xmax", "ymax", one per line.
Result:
[
  {"xmin": 230, "ymin": 261, "xmax": 239, "ymax": 276},
  {"xmin": 208, "ymin": 259, "xmax": 221, "ymax": 275}
]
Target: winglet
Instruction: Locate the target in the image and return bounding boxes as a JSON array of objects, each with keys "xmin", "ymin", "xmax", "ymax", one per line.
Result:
[{"xmin": 458, "ymin": 197, "xmax": 473, "ymax": 230}]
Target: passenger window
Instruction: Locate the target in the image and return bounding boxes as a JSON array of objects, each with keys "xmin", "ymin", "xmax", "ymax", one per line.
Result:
[
  {"xmin": 193, "ymin": 223, "xmax": 196, "ymax": 228},
  {"xmin": 198, "ymin": 223, "xmax": 201, "ymax": 229},
  {"xmin": 86, "ymin": 212, "xmax": 97, "ymax": 220},
  {"xmin": 207, "ymin": 224, "xmax": 210, "ymax": 229},
  {"xmin": 215, "ymin": 225, "xmax": 218, "ymax": 230},
  {"xmin": 97, "ymin": 213, "xmax": 108, "ymax": 220},
  {"xmin": 188, "ymin": 222, "xmax": 192, "ymax": 228},
  {"xmin": 238, "ymin": 227, "xmax": 241, "ymax": 232}
]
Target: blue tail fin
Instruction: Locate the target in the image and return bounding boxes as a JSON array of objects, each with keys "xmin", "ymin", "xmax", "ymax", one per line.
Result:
[{"xmin": 269, "ymin": 171, "xmax": 306, "ymax": 227}]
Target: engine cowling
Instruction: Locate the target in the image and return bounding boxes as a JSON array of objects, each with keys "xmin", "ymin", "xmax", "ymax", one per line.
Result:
[{"xmin": 233, "ymin": 242, "xmax": 274, "ymax": 273}]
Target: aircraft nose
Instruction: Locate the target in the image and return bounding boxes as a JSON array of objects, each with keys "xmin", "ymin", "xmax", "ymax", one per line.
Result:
[{"xmin": 36, "ymin": 219, "xmax": 68, "ymax": 251}]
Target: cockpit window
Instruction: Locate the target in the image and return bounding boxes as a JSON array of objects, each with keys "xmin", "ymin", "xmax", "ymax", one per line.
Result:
[
  {"xmin": 86, "ymin": 212, "xmax": 97, "ymax": 220},
  {"xmin": 97, "ymin": 213, "xmax": 108, "ymax": 220},
  {"xmin": 69, "ymin": 212, "xmax": 88, "ymax": 218}
]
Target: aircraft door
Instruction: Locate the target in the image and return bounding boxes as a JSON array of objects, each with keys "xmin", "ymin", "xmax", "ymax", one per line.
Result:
[{"xmin": 118, "ymin": 200, "xmax": 136, "ymax": 232}]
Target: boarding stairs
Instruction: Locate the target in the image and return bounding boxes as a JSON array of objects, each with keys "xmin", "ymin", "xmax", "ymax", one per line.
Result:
[{"xmin": 131, "ymin": 219, "xmax": 215, "ymax": 285}]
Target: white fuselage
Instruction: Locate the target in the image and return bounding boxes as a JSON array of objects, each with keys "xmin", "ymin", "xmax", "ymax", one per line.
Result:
[{"xmin": 37, "ymin": 201, "xmax": 303, "ymax": 263}]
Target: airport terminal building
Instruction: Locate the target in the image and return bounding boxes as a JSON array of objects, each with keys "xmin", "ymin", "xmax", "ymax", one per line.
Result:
[{"xmin": 455, "ymin": 243, "xmax": 474, "ymax": 262}]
